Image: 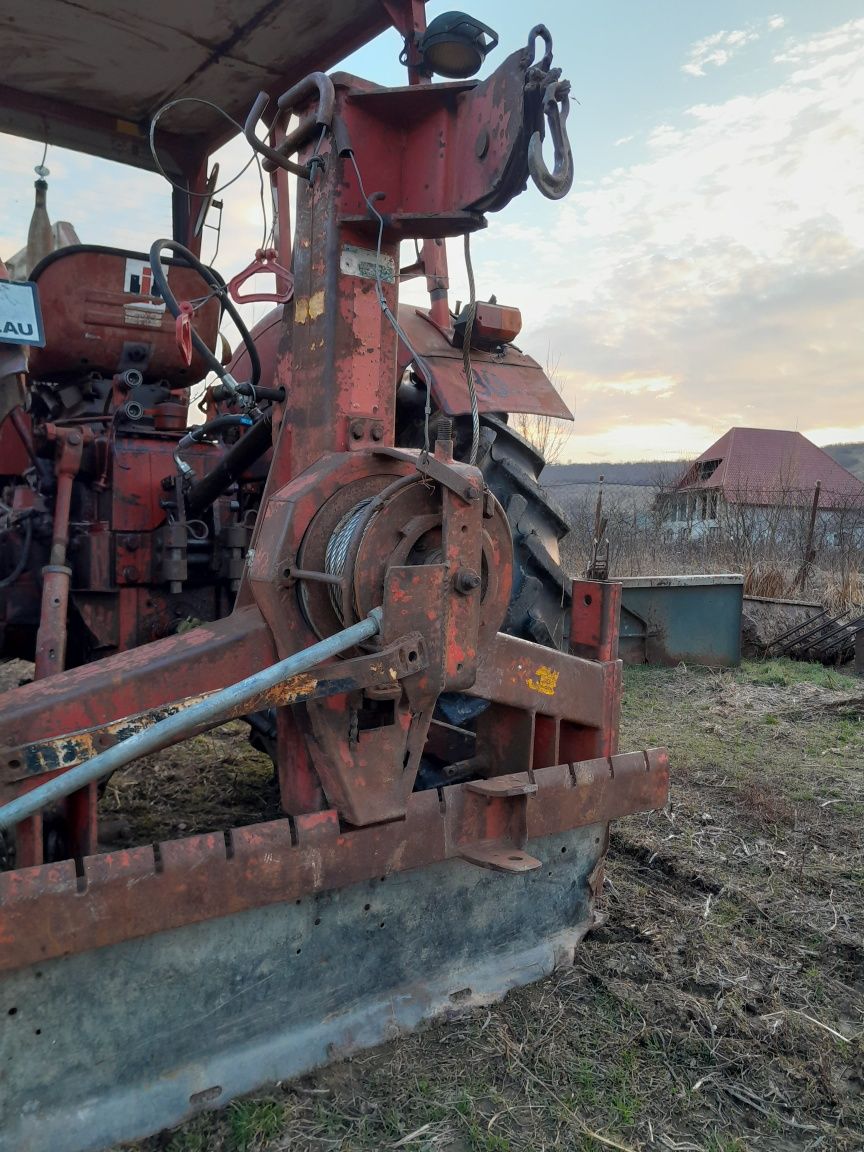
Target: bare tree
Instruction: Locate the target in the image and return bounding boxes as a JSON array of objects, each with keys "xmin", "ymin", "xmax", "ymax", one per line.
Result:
[{"xmin": 510, "ymin": 354, "xmax": 570, "ymax": 464}]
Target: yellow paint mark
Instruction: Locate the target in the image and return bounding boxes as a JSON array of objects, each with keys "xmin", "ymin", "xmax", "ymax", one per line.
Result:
[
  {"xmin": 526, "ymin": 665, "xmax": 559, "ymax": 696},
  {"xmin": 295, "ymin": 290, "xmax": 326, "ymax": 324}
]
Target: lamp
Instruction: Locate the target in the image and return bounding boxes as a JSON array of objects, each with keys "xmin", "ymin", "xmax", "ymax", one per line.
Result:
[{"xmin": 417, "ymin": 11, "xmax": 499, "ymax": 79}]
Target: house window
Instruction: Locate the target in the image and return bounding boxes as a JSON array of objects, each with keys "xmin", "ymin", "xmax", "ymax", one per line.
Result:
[{"xmin": 698, "ymin": 459, "xmax": 721, "ymax": 481}]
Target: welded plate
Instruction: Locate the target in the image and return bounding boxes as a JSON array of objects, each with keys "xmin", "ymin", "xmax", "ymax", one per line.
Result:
[{"xmin": 0, "ymin": 826, "xmax": 604, "ymax": 1152}]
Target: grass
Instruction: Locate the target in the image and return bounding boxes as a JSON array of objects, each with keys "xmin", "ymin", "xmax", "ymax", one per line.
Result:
[{"xmin": 115, "ymin": 659, "xmax": 863, "ymax": 1152}]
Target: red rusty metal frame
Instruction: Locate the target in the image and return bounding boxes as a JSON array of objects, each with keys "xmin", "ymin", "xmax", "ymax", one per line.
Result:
[{"xmin": 0, "ymin": 748, "xmax": 669, "ymax": 973}]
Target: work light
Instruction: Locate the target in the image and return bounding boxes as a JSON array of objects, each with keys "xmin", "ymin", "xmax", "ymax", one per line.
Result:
[{"xmin": 417, "ymin": 11, "xmax": 499, "ymax": 78}]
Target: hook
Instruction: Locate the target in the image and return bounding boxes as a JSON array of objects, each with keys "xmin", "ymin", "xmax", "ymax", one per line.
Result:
[{"xmin": 527, "ymin": 80, "xmax": 573, "ymax": 201}]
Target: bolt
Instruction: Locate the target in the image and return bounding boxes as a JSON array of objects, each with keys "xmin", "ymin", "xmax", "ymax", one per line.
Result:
[
  {"xmin": 371, "ymin": 423, "xmax": 385, "ymax": 441},
  {"xmin": 349, "ymin": 420, "xmax": 365, "ymax": 441},
  {"xmin": 436, "ymin": 417, "xmax": 453, "ymax": 443},
  {"xmin": 465, "ymin": 484, "xmax": 480, "ymax": 500},
  {"xmin": 68, "ymin": 432, "xmax": 82, "ymax": 446},
  {"xmin": 455, "ymin": 567, "xmax": 481, "ymax": 595}
]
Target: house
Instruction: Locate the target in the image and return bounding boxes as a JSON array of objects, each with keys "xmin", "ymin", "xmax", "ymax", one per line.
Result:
[{"xmin": 663, "ymin": 427, "xmax": 864, "ymax": 546}]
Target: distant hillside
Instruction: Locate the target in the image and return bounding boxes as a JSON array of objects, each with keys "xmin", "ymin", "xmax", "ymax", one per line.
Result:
[
  {"xmin": 543, "ymin": 443, "xmax": 864, "ymax": 488},
  {"xmin": 543, "ymin": 460, "xmax": 683, "ymax": 488},
  {"xmin": 822, "ymin": 442, "xmax": 864, "ymax": 480}
]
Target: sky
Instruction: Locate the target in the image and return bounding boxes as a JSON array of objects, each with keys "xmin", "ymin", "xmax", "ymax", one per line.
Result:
[{"xmin": 2, "ymin": 1, "xmax": 863, "ymax": 463}]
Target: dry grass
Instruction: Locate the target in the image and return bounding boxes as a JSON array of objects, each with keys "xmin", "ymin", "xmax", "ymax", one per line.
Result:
[
  {"xmin": 741, "ymin": 562, "xmax": 790, "ymax": 600},
  {"xmin": 98, "ymin": 721, "xmax": 280, "ymax": 845},
  {"xmin": 113, "ymin": 658, "xmax": 863, "ymax": 1152}
]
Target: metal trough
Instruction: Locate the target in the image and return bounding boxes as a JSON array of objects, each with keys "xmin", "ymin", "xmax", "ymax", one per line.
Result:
[{"xmin": 618, "ymin": 574, "xmax": 744, "ymax": 667}]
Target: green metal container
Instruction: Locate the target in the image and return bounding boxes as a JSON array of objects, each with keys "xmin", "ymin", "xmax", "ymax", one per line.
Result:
[{"xmin": 618, "ymin": 574, "xmax": 743, "ymax": 667}]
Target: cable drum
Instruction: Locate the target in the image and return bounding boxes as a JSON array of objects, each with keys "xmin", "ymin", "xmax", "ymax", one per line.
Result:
[{"xmin": 324, "ymin": 498, "xmax": 374, "ymax": 624}]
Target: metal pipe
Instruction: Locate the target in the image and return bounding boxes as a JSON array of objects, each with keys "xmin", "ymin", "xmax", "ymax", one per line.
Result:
[
  {"xmin": 765, "ymin": 606, "xmax": 828, "ymax": 650},
  {"xmin": 0, "ymin": 611, "xmax": 382, "ymax": 831},
  {"xmin": 778, "ymin": 609, "xmax": 846, "ymax": 655}
]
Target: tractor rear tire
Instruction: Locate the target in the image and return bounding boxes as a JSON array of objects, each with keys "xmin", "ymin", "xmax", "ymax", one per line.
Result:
[
  {"xmin": 398, "ymin": 409, "xmax": 572, "ymax": 650},
  {"xmin": 466, "ymin": 413, "xmax": 571, "ymax": 649}
]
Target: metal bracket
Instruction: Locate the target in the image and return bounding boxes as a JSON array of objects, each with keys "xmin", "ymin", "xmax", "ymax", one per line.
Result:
[
  {"xmin": 373, "ymin": 445, "xmax": 483, "ymax": 503},
  {"xmin": 457, "ymin": 773, "xmax": 541, "ymax": 873}
]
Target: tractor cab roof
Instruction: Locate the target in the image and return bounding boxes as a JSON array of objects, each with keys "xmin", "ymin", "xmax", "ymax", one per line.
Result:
[{"xmin": 0, "ymin": 1, "xmax": 417, "ymax": 176}]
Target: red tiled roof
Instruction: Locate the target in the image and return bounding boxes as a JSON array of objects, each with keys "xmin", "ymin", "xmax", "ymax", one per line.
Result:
[{"xmin": 676, "ymin": 428, "xmax": 864, "ymax": 507}]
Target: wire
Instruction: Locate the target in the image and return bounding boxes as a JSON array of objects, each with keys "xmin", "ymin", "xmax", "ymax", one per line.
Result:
[
  {"xmin": 149, "ymin": 96, "xmax": 270, "ymax": 254},
  {"xmin": 149, "ymin": 99, "xmax": 256, "ymax": 196},
  {"xmin": 461, "ymin": 234, "xmax": 481, "ymax": 465},
  {"xmin": 346, "ymin": 149, "xmax": 435, "ymax": 457}
]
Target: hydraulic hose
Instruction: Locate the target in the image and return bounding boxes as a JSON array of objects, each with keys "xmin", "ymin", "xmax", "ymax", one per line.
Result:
[
  {"xmin": 0, "ymin": 610, "xmax": 382, "ymax": 832},
  {"xmin": 0, "ymin": 515, "xmax": 33, "ymax": 589},
  {"xmin": 177, "ymin": 413, "xmax": 253, "ymax": 450},
  {"xmin": 185, "ymin": 413, "xmax": 273, "ymax": 517},
  {"xmin": 148, "ymin": 239, "xmax": 262, "ymax": 390}
]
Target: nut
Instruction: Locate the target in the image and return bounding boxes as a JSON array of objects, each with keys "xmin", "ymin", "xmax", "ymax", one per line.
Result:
[{"xmin": 454, "ymin": 567, "xmax": 481, "ymax": 595}]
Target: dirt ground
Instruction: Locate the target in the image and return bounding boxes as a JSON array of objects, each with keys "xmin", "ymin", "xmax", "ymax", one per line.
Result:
[{"xmin": 94, "ymin": 657, "xmax": 862, "ymax": 1152}]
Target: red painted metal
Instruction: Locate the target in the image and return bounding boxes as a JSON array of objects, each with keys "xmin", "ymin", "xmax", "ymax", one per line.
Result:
[
  {"xmin": 0, "ymin": 410, "xmax": 31, "ymax": 476},
  {"xmin": 396, "ymin": 307, "xmax": 573, "ymax": 419},
  {"xmin": 223, "ymin": 302, "xmax": 573, "ymax": 421},
  {"xmin": 0, "ymin": 749, "xmax": 670, "ymax": 973},
  {"xmin": 28, "ymin": 247, "xmax": 220, "ymax": 385}
]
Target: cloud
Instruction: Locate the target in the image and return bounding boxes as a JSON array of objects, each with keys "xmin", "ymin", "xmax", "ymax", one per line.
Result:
[
  {"xmin": 457, "ymin": 17, "xmax": 864, "ymax": 462},
  {"xmin": 682, "ymin": 15, "xmax": 786, "ymax": 77}
]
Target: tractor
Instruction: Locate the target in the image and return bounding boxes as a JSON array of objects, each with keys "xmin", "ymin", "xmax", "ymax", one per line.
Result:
[{"xmin": 0, "ymin": 5, "xmax": 669, "ymax": 1150}]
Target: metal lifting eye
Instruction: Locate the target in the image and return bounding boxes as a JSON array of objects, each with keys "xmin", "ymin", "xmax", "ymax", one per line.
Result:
[
  {"xmin": 525, "ymin": 24, "xmax": 553, "ymax": 71},
  {"xmin": 528, "ymin": 80, "xmax": 574, "ymax": 201}
]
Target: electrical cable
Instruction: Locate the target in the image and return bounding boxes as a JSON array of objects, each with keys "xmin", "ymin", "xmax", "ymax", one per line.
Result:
[
  {"xmin": 149, "ymin": 96, "xmax": 270, "ymax": 257},
  {"xmin": 345, "ymin": 149, "xmax": 435, "ymax": 458},
  {"xmin": 149, "ymin": 98, "xmax": 257, "ymax": 197},
  {"xmin": 461, "ymin": 233, "xmax": 481, "ymax": 465}
]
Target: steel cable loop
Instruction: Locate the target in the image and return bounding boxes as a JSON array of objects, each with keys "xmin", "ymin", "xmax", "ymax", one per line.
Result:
[{"xmin": 324, "ymin": 499, "xmax": 373, "ymax": 623}]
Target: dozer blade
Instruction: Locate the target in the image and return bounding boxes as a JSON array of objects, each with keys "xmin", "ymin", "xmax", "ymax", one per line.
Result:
[{"xmin": 0, "ymin": 752, "xmax": 668, "ymax": 1152}]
